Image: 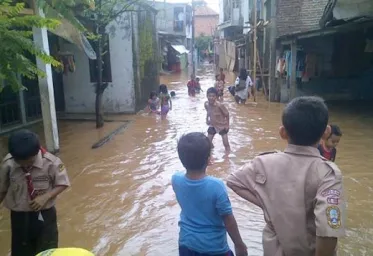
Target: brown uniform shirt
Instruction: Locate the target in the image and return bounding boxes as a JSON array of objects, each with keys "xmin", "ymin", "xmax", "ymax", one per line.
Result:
[
  {"xmin": 205, "ymin": 101, "xmax": 229, "ymax": 132},
  {"xmin": 0, "ymin": 151, "xmax": 71, "ymax": 212},
  {"xmin": 227, "ymin": 145, "xmax": 346, "ymax": 256}
]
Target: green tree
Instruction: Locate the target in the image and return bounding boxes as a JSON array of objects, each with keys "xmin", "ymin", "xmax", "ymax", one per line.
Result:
[
  {"xmin": 0, "ymin": 0, "xmax": 61, "ymax": 92},
  {"xmin": 195, "ymin": 33, "xmax": 212, "ymax": 52},
  {"xmin": 39, "ymin": 0, "xmax": 142, "ymax": 128}
]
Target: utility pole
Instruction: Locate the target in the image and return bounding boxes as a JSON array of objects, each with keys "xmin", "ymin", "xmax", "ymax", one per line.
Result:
[
  {"xmin": 252, "ymin": 0, "xmax": 257, "ymax": 101},
  {"xmin": 191, "ymin": 0, "xmax": 195, "ymax": 76}
]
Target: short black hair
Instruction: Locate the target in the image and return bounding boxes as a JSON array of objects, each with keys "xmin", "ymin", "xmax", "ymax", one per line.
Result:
[
  {"xmin": 330, "ymin": 124, "xmax": 342, "ymax": 137},
  {"xmin": 149, "ymin": 91, "xmax": 157, "ymax": 99},
  {"xmin": 170, "ymin": 91, "xmax": 176, "ymax": 97},
  {"xmin": 207, "ymin": 87, "xmax": 218, "ymax": 96},
  {"xmin": 177, "ymin": 132, "xmax": 211, "ymax": 171},
  {"xmin": 159, "ymin": 84, "xmax": 168, "ymax": 94},
  {"xmin": 8, "ymin": 129, "xmax": 41, "ymax": 160},
  {"xmin": 282, "ymin": 96, "xmax": 329, "ymax": 146},
  {"xmin": 239, "ymin": 68, "xmax": 248, "ymax": 81}
]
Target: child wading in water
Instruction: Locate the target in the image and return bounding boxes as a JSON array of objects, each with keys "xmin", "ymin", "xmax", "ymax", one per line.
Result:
[
  {"xmin": 195, "ymin": 77, "xmax": 202, "ymax": 94},
  {"xmin": 172, "ymin": 132, "xmax": 247, "ymax": 256},
  {"xmin": 214, "ymin": 75, "xmax": 224, "ymax": 101},
  {"xmin": 159, "ymin": 84, "xmax": 172, "ymax": 118},
  {"xmin": 318, "ymin": 124, "xmax": 342, "ymax": 162},
  {"xmin": 205, "ymin": 87, "xmax": 230, "ymax": 152},
  {"xmin": 219, "ymin": 68, "xmax": 226, "ymax": 84},
  {"xmin": 147, "ymin": 91, "xmax": 160, "ymax": 114},
  {"xmin": 187, "ymin": 74, "xmax": 198, "ymax": 97}
]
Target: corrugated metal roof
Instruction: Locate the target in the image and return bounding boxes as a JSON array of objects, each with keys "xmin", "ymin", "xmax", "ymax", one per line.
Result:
[{"xmin": 171, "ymin": 45, "xmax": 189, "ymax": 54}]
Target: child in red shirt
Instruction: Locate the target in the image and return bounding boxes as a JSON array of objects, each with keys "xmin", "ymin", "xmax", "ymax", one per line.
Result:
[
  {"xmin": 318, "ymin": 124, "xmax": 342, "ymax": 162},
  {"xmin": 187, "ymin": 74, "xmax": 198, "ymax": 97}
]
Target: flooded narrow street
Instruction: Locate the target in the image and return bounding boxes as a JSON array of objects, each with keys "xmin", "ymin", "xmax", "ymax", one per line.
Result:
[{"xmin": 1, "ymin": 64, "xmax": 373, "ymax": 255}]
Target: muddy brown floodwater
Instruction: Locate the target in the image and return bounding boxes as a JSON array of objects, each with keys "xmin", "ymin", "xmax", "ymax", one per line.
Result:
[{"xmin": 1, "ymin": 64, "xmax": 373, "ymax": 255}]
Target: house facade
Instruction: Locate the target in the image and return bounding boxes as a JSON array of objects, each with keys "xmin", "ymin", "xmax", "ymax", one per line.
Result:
[
  {"xmin": 0, "ymin": 2, "xmax": 159, "ymax": 152},
  {"xmin": 60, "ymin": 4, "xmax": 159, "ymax": 114},
  {"xmin": 194, "ymin": 4, "xmax": 219, "ymax": 37},
  {"xmin": 0, "ymin": 1, "xmax": 97, "ymax": 152},
  {"xmin": 151, "ymin": 1, "xmax": 192, "ymax": 72},
  {"xmin": 217, "ymin": 0, "xmax": 257, "ymax": 71},
  {"xmin": 264, "ymin": 0, "xmax": 373, "ymax": 102}
]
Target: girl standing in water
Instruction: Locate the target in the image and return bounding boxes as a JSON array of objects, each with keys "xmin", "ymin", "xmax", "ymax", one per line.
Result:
[
  {"xmin": 147, "ymin": 91, "xmax": 160, "ymax": 114},
  {"xmin": 214, "ymin": 74, "xmax": 224, "ymax": 101},
  {"xmin": 234, "ymin": 68, "xmax": 253, "ymax": 104},
  {"xmin": 159, "ymin": 84, "xmax": 172, "ymax": 118}
]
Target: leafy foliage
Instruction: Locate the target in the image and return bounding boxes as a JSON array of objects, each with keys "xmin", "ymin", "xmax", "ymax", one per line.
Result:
[
  {"xmin": 0, "ymin": 0, "xmax": 61, "ymax": 92},
  {"xmin": 195, "ymin": 33, "xmax": 212, "ymax": 52}
]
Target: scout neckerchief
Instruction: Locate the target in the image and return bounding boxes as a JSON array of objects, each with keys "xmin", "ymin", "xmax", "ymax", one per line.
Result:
[{"xmin": 21, "ymin": 147, "xmax": 47, "ymax": 221}]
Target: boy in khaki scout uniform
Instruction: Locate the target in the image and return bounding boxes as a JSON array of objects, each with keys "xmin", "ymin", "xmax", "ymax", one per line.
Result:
[
  {"xmin": 0, "ymin": 130, "xmax": 70, "ymax": 256},
  {"xmin": 227, "ymin": 96, "xmax": 346, "ymax": 256}
]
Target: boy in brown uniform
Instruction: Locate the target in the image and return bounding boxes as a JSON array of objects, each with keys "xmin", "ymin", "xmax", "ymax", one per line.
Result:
[
  {"xmin": 0, "ymin": 130, "xmax": 70, "ymax": 256},
  {"xmin": 227, "ymin": 96, "xmax": 346, "ymax": 256}
]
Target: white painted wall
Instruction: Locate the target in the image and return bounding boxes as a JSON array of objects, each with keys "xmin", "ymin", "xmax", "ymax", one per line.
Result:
[
  {"xmin": 242, "ymin": 0, "xmax": 250, "ymax": 34},
  {"xmin": 61, "ymin": 13, "xmax": 136, "ymax": 114},
  {"xmin": 152, "ymin": 1, "xmax": 188, "ymax": 37},
  {"xmin": 219, "ymin": 0, "xmax": 224, "ymax": 24}
]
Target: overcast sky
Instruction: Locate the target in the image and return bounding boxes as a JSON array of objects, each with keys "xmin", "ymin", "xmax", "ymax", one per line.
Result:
[{"xmin": 161, "ymin": 0, "xmax": 220, "ymax": 13}]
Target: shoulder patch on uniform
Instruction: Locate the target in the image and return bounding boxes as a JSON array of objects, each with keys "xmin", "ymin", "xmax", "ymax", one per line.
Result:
[
  {"xmin": 258, "ymin": 150, "xmax": 280, "ymax": 156},
  {"xmin": 326, "ymin": 206, "xmax": 341, "ymax": 229},
  {"xmin": 58, "ymin": 164, "xmax": 65, "ymax": 173}
]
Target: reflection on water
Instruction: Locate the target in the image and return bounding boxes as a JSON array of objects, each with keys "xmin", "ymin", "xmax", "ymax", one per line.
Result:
[{"xmin": 1, "ymin": 64, "xmax": 373, "ymax": 255}]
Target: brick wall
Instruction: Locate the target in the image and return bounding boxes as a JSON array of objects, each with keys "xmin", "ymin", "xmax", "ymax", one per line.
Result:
[
  {"xmin": 195, "ymin": 15, "xmax": 219, "ymax": 37},
  {"xmin": 276, "ymin": 0, "xmax": 329, "ymax": 37}
]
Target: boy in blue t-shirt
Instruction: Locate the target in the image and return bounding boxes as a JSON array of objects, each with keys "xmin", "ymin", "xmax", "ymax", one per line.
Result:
[{"xmin": 172, "ymin": 132, "xmax": 247, "ymax": 256}]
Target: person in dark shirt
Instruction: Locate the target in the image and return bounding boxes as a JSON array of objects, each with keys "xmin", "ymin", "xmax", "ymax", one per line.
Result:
[{"xmin": 318, "ymin": 124, "xmax": 342, "ymax": 162}]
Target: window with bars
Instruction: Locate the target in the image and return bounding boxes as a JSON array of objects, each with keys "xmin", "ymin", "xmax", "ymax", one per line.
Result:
[
  {"xmin": 22, "ymin": 77, "xmax": 42, "ymax": 122},
  {"xmin": 0, "ymin": 85, "xmax": 22, "ymax": 130}
]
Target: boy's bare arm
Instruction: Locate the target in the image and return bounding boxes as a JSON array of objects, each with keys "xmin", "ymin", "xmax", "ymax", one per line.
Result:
[
  {"xmin": 204, "ymin": 102, "xmax": 210, "ymax": 123},
  {"xmin": 223, "ymin": 214, "xmax": 247, "ymax": 256},
  {"xmin": 315, "ymin": 237, "xmax": 337, "ymax": 256},
  {"xmin": 220, "ymin": 104, "xmax": 229, "ymax": 118}
]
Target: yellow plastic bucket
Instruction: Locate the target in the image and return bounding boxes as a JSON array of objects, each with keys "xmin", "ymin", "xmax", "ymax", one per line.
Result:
[{"xmin": 36, "ymin": 248, "xmax": 94, "ymax": 256}]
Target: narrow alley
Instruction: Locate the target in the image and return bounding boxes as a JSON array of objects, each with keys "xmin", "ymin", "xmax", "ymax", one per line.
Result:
[{"xmin": 1, "ymin": 65, "xmax": 373, "ymax": 255}]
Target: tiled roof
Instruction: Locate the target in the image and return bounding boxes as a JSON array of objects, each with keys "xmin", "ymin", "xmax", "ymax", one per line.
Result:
[
  {"xmin": 277, "ymin": 0, "xmax": 329, "ymax": 37},
  {"xmin": 195, "ymin": 6, "xmax": 218, "ymax": 16}
]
